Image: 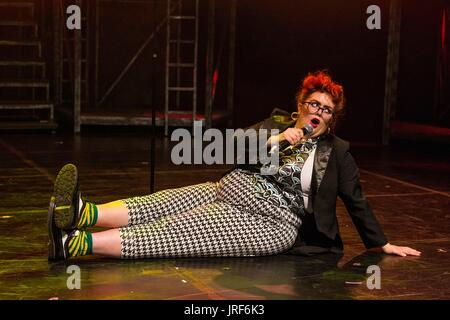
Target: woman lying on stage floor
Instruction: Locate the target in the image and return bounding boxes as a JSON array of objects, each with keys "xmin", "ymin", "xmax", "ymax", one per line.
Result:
[{"xmin": 47, "ymin": 70, "xmax": 421, "ymax": 261}]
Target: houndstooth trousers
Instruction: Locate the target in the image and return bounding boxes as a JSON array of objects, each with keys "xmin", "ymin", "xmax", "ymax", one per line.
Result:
[{"xmin": 119, "ymin": 169, "xmax": 302, "ymax": 259}]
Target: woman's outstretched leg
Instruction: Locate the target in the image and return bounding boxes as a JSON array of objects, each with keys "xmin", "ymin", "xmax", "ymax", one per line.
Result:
[
  {"xmin": 120, "ymin": 182, "xmax": 218, "ymax": 226},
  {"xmin": 55, "ymin": 228, "xmax": 122, "ymax": 259},
  {"xmin": 95, "ymin": 201, "xmax": 129, "ymax": 228},
  {"xmin": 60, "ymin": 203, "xmax": 297, "ymax": 260},
  {"xmin": 50, "ymin": 163, "xmax": 219, "ymax": 231},
  {"xmin": 49, "ymin": 167, "xmax": 300, "ymax": 261},
  {"xmin": 83, "ymin": 181, "xmax": 219, "ymax": 229},
  {"xmin": 91, "ymin": 229, "xmax": 121, "ymax": 257},
  {"xmin": 48, "ymin": 163, "xmax": 219, "ymax": 260},
  {"xmin": 118, "ymin": 202, "xmax": 298, "ymax": 259}
]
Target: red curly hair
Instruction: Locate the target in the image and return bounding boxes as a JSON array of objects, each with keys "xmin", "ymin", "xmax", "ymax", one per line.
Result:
[{"xmin": 296, "ymin": 71, "xmax": 346, "ymax": 129}]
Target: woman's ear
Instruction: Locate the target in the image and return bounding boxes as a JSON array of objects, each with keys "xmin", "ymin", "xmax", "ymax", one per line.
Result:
[{"xmin": 297, "ymin": 102, "xmax": 306, "ymax": 116}]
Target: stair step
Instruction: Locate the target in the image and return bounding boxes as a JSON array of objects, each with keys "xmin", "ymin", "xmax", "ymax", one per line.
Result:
[
  {"xmin": 0, "ymin": 59, "xmax": 45, "ymax": 66},
  {"xmin": 0, "ymin": 120, "xmax": 57, "ymax": 130},
  {"xmin": 0, "ymin": 79, "xmax": 49, "ymax": 88},
  {"xmin": 0, "ymin": 40, "xmax": 41, "ymax": 46},
  {"xmin": 0, "ymin": 3, "xmax": 34, "ymax": 9},
  {"xmin": 0, "ymin": 101, "xmax": 53, "ymax": 110},
  {"xmin": 0, "ymin": 20, "xmax": 37, "ymax": 27}
]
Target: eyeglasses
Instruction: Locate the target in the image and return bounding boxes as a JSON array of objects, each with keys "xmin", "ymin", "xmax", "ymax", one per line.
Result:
[{"xmin": 304, "ymin": 100, "xmax": 334, "ymax": 117}]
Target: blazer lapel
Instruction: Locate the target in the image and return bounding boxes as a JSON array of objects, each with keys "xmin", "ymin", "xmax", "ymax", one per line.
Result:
[{"xmin": 313, "ymin": 136, "xmax": 333, "ymax": 194}]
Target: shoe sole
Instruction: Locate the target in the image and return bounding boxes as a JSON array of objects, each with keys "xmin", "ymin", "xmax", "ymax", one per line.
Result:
[
  {"xmin": 47, "ymin": 200, "xmax": 58, "ymax": 260},
  {"xmin": 48, "ymin": 200, "xmax": 68, "ymax": 261},
  {"xmin": 53, "ymin": 164, "xmax": 78, "ymax": 230}
]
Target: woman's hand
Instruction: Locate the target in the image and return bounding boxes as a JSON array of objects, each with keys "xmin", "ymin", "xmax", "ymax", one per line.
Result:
[
  {"xmin": 280, "ymin": 128, "xmax": 304, "ymax": 146},
  {"xmin": 267, "ymin": 128, "xmax": 304, "ymax": 147},
  {"xmin": 381, "ymin": 243, "xmax": 421, "ymax": 257}
]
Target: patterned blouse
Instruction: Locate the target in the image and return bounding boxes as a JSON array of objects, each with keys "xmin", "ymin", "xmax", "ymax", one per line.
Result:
[{"xmin": 248, "ymin": 137, "xmax": 320, "ymax": 216}]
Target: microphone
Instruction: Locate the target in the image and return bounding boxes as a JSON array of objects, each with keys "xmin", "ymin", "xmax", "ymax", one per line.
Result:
[{"xmin": 270, "ymin": 122, "xmax": 315, "ymax": 154}]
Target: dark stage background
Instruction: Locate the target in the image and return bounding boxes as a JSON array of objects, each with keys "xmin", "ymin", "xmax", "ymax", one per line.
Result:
[
  {"xmin": 233, "ymin": 0, "xmax": 446, "ymax": 142},
  {"xmin": 233, "ymin": 0, "xmax": 391, "ymax": 142},
  {"xmin": 0, "ymin": 0, "xmax": 448, "ymax": 144}
]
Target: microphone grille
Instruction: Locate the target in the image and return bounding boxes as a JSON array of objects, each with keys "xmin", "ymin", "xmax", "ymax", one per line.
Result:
[{"xmin": 303, "ymin": 123, "xmax": 314, "ymax": 135}]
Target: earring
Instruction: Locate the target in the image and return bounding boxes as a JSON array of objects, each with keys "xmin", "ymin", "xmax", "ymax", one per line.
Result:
[
  {"xmin": 291, "ymin": 112, "xmax": 299, "ymax": 121},
  {"xmin": 327, "ymin": 127, "xmax": 331, "ymax": 134}
]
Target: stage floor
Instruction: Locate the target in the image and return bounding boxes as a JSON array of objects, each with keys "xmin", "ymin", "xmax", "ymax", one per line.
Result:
[{"xmin": 0, "ymin": 129, "xmax": 449, "ymax": 300}]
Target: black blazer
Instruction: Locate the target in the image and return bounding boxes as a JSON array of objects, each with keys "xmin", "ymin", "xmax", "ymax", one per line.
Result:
[{"xmin": 231, "ymin": 108, "xmax": 388, "ymax": 251}]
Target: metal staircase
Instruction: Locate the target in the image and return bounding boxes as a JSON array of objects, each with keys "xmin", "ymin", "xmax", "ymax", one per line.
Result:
[{"xmin": 0, "ymin": 1, "xmax": 56, "ymax": 130}]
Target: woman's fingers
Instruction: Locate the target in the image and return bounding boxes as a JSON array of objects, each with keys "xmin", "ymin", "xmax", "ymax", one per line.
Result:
[
  {"xmin": 396, "ymin": 246, "xmax": 421, "ymax": 257},
  {"xmin": 284, "ymin": 128, "xmax": 303, "ymax": 145},
  {"xmin": 293, "ymin": 128, "xmax": 304, "ymax": 140},
  {"xmin": 284, "ymin": 130, "xmax": 292, "ymax": 143},
  {"xmin": 400, "ymin": 246, "xmax": 420, "ymax": 256},
  {"xmin": 385, "ymin": 244, "xmax": 422, "ymax": 257},
  {"xmin": 405, "ymin": 247, "xmax": 421, "ymax": 256}
]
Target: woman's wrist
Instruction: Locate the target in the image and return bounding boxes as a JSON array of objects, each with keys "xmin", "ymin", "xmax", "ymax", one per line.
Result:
[
  {"xmin": 267, "ymin": 133, "xmax": 284, "ymax": 146},
  {"xmin": 266, "ymin": 135, "xmax": 275, "ymax": 146}
]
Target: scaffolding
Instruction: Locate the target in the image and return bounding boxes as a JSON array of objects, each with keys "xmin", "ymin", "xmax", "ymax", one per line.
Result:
[{"xmin": 51, "ymin": 0, "xmax": 235, "ymax": 133}]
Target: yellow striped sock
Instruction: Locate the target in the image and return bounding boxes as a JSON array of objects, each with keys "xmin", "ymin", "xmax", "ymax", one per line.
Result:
[
  {"xmin": 77, "ymin": 202, "xmax": 98, "ymax": 229},
  {"xmin": 67, "ymin": 231, "xmax": 93, "ymax": 257}
]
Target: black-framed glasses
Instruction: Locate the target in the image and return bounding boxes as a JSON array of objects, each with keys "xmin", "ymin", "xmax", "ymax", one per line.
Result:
[{"xmin": 304, "ymin": 100, "xmax": 334, "ymax": 116}]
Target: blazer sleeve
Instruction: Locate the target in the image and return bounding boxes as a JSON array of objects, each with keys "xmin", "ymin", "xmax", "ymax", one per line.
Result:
[
  {"xmin": 232, "ymin": 108, "xmax": 293, "ymax": 167},
  {"xmin": 337, "ymin": 150, "xmax": 389, "ymax": 249}
]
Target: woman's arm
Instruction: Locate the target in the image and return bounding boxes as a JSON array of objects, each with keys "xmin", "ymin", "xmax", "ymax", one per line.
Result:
[{"xmin": 338, "ymin": 151, "xmax": 421, "ymax": 257}]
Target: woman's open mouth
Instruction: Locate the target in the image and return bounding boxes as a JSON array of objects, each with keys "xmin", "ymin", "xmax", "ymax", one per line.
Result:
[{"xmin": 310, "ymin": 118, "xmax": 320, "ymax": 128}]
